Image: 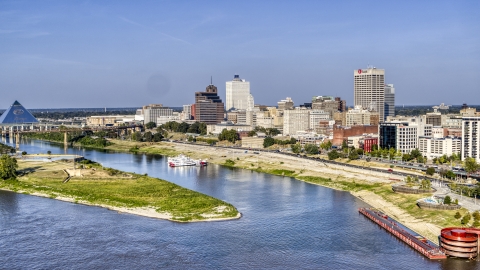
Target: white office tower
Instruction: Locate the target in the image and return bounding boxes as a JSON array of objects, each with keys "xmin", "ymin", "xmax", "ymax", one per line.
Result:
[
  {"xmin": 462, "ymin": 117, "xmax": 480, "ymax": 162},
  {"xmin": 384, "ymin": 84, "xmax": 395, "ymax": 120},
  {"xmin": 247, "ymin": 94, "xmax": 255, "ymax": 111},
  {"xmin": 283, "ymin": 108, "xmax": 310, "ymax": 136},
  {"xmin": 354, "ymin": 68, "xmax": 385, "ymax": 121},
  {"xmin": 226, "ymin": 75, "xmax": 251, "ymax": 111}
]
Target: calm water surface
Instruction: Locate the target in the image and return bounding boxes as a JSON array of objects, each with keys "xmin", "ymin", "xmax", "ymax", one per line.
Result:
[{"xmin": 0, "ymin": 138, "xmax": 477, "ymax": 269}]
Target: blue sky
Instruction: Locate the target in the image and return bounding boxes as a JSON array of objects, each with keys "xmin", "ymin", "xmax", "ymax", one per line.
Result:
[{"xmin": 0, "ymin": 0, "xmax": 479, "ymax": 109}]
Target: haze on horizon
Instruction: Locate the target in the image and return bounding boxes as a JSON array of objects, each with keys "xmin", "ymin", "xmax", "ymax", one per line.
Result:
[{"xmin": 0, "ymin": 0, "xmax": 479, "ymax": 109}]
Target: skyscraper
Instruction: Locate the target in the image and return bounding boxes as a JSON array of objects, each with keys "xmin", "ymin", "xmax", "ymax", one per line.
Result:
[
  {"xmin": 194, "ymin": 83, "xmax": 225, "ymax": 124},
  {"xmin": 226, "ymin": 75, "xmax": 251, "ymax": 111},
  {"xmin": 384, "ymin": 84, "xmax": 395, "ymax": 120},
  {"xmin": 354, "ymin": 68, "xmax": 385, "ymax": 121}
]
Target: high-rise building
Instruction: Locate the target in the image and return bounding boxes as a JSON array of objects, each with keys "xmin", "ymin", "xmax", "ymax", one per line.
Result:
[
  {"xmin": 354, "ymin": 68, "xmax": 385, "ymax": 121},
  {"xmin": 462, "ymin": 117, "xmax": 480, "ymax": 163},
  {"xmin": 384, "ymin": 84, "xmax": 395, "ymax": 120},
  {"xmin": 226, "ymin": 75, "xmax": 251, "ymax": 111},
  {"xmin": 195, "ymin": 83, "xmax": 225, "ymax": 124}
]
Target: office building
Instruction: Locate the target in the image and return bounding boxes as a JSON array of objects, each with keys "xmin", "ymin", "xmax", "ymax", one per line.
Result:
[
  {"xmin": 226, "ymin": 75, "xmax": 251, "ymax": 111},
  {"xmin": 419, "ymin": 136, "xmax": 461, "ymax": 160},
  {"xmin": 278, "ymin": 97, "xmax": 294, "ymax": 111},
  {"xmin": 345, "ymin": 106, "xmax": 380, "ymax": 127},
  {"xmin": 354, "ymin": 67, "xmax": 385, "ymax": 121},
  {"xmin": 379, "ymin": 122, "xmax": 418, "ymax": 154},
  {"xmin": 462, "ymin": 117, "xmax": 480, "ymax": 162},
  {"xmin": 384, "ymin": 84, "xmax": 395, "ymax": 120},
  {"xmin": 311, "ymin": 96, "xmax": 345, "ymax": 117},
  {"xmin": 142, "ymin": 104, "xmax": 173, "ymax": 125},
  {"xmin": 283, "ymin": 108, "xmax": 310, "ymax": 136},
  {"xmin": 195, "ymin": 83, "xmax": 225, "ymax": 124}
]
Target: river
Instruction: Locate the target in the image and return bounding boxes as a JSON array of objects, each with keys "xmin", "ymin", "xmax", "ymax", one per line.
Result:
[{"xmin": 0, "ymin": 138, "xmax": 477, "ymax": 269}]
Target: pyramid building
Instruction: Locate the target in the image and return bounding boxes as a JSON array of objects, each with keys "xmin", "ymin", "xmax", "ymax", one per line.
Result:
[{"xmin": 0, "ymin": 100, "xmax": 38, "ymax": 124}]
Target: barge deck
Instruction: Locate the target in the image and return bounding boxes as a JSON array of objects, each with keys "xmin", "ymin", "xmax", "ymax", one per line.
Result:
[{"xmin": 359, "ymin": 207, "xmax": 447, "ymax": 260}]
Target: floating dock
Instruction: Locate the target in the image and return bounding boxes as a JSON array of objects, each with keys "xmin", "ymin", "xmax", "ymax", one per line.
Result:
[{"xmin": 359, "ymin": 208, "xmax": 447, "ymax": 259}]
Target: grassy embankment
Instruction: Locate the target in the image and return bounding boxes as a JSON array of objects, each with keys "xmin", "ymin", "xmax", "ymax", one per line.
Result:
[{"xmin": 0, "ymin": 160, "xmax": 239, "ymax": 222}]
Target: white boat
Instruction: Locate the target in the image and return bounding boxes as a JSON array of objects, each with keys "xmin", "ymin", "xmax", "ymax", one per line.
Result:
[{"xmin": 168, "ymin": 154, "xmax": 207, "ymax": 167}]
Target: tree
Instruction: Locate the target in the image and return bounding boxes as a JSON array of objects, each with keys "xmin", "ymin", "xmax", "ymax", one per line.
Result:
[
  {"xmin": 341, "ymin": 140, "xmax": 348, "ymax": 152},
  {"xmin": 420, "ymin": 179, "xmax": 431, "ymax": 190},
  {"xmin": 464, "ymin": 157, "xmax": 480, "ymax": 176},
  {"xmin": 371, "ymin": 144, "xmax": 378, "ymax": 152},
  {"xmin": 144, "ymin": 131, "xmax": 153, "ymax": 142},
  {"xmin": 132, "ymin": 131, "xmax": 143, "ymax": 141},
  {"xmin": 410, "ymin": 148, "xmax": 422, "ymax": 161},
  {"xmin": 21, "ymin": 151, "xmax": 27, "ymax": 156},
  {"xmin": 443, "ymin": 195, "xmax": 452, "ymax": 205},
  {"xmin": 153, "ymin": 133, "xmax": 163, "ymax": 142},
  {"xmin": 47, "ymin": 150, "xmax": 52, "ymax": 155},
  {"xmin": 265, "ymin": 128, "xmax": 281, "ymax": 136},
  {"xmin": 145, "ymin": 122, "xmax": 157, "ymax": 129},
  {"xmin": 218, "ymin": 129, "xmax": 239, "ymax": 143},
  {"xmin": 454, "ymin": 212, "xmax": 462, "ymax": 219},
  {"xmin": 348, "ymin": 150, "xmax": 359, "ymax": 160},
  {"xmin": 291, "ymin": 143, "xmax": 302, "ymax": 154},
  {"xmin": 445, "ymin": 170, "xmax": 456, "ymax": 179},
  {"xmin": 473, "ymin": 211, "xmax": 480, "ymax": 221},
  {"xmin": 304, "ymin": 144, "xmax": 319, "ymax": 155},
  {"xmin": 263, "ymin": 137, "xmax": 275, "ymax": 148},
  {"xmin": 247, "ymin": 130, "xmax": 257, "ymax": 137},
  {"xmin": 461, "ymin": 213, "xmax": 472, "ymax": 225},
  {"xmin": 0, "ymin": 154, "xmax": 18, "ymax": 180},
  {"xmin": 328, "ymin": 150, "xmax": 340, "ymax": 160},
  {"xmin": 426, "ymin": 167, "xmax": 435, "ymax": 176}
]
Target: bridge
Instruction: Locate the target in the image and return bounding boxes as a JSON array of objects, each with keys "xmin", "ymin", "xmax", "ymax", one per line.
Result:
[{"xmin": 1, "ymin": 124, "xmax": 144, "ymax": 150}]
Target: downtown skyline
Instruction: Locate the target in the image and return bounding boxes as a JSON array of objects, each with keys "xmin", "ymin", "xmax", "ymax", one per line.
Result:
[{"xmin": 0, "ymin": 0, "xmax": 479, "ymax": 109}]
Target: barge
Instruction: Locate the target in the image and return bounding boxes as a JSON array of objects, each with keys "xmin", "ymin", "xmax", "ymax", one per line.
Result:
[{"xmin": 359, "ymin": 208, "xmax": 447, "ymax": 260}]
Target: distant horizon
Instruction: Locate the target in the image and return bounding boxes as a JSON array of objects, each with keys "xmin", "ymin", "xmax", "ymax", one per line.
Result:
[{"xmin": 0, "ymin": 104, "xmax": 479, "ymax": 113}]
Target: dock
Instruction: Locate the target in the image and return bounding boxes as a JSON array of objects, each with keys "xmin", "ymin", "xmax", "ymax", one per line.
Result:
[{"xmin": 359, "ymin": 207, "xmax": 447, "ymax": 260}]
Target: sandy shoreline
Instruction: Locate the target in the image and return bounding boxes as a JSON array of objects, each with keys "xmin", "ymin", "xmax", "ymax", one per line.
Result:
[{"xmin": 0, "ymin": 187, "xmax": 242, "ymax": 222}]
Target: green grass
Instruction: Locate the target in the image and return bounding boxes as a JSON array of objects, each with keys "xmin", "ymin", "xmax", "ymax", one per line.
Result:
[
  {"xmin": 297, "ymin": 175, "xmax": 382, "ymax": 192},
  {"xmin": 0, "ymin": 168, "xmax": 238, "ymax": 222}
]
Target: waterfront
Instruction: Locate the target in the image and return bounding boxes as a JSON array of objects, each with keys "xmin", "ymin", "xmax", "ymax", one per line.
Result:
[{"xmin": 0, "ymin": 138, "xmax": 477, "ymax": 269}]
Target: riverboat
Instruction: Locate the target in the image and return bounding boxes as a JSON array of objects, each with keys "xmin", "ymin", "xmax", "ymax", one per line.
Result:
[{"xmin": 168, "ymin": 154, "xmax": 207, "ymax": 167}]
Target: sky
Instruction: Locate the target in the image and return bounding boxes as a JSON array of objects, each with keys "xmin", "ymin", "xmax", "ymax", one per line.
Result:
[{"xmin": 0, "ymin": 0, "xmax": 479, "ymax": 109}]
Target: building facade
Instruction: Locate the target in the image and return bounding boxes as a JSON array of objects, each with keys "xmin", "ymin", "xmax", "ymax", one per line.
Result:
[
  {"xmin": 419, "ymin": 136, "xmax": 461, "ymax": 160},
  {"xmin": 384, "ymin": 84, "xmax": 395, "ymax": 120},
  {"xmin": 283, "ymin": 108, "xmax": 310, "ymax": 136},
  {"xmin": 226, "ymin": 75, "xmax": 251, "ymax": 111},
  {"xmin": 195, "ymin": 83, "xmax": 225, "ymax": 124},
  {"xmin": 354, "ymin": 68, "xmax": 385, "ymax": 121},
  {"xmin": 462, "ymin": 117, "xmax": 480, "ymax": 162},
  {"xmin": 142, "ymin": 104, "xmax": 173, "ymax": 125}
]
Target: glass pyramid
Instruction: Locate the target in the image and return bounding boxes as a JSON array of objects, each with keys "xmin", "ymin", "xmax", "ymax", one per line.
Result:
[{"xmin": 0, "ymin": 100, "xmax": 38, "ymax": 124}]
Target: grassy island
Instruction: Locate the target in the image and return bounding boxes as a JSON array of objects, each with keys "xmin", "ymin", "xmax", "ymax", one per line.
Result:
[{"xmin": 0, "ymin": 159, "xmax": 240, "ymax": 222}]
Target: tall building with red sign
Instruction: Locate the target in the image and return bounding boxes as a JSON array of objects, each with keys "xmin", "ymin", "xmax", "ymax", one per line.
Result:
[{"xmin": 354, "ymin": 67, "xmax": 385, "ymax": 121}]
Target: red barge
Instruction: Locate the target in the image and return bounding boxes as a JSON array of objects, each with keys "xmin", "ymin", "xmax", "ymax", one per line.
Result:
[{"xmin": 359, "ymin": 208, "xmax": 447, "ymax": 259}]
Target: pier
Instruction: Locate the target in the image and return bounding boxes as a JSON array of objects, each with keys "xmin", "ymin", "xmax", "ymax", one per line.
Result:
[{"xmin": 359, "ymin": 208, "xmax": 447, "ymax": 260}]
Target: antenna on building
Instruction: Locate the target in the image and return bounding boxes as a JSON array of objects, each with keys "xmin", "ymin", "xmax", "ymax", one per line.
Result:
[{"xmin": 210, "ymin": 76, "xmax": 212, "ymax": 85}]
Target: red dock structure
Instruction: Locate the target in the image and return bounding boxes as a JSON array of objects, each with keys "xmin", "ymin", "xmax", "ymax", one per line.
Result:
[{"xmin": 359, "ymin": 208, "xmax": 447, "ymax": 260}]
